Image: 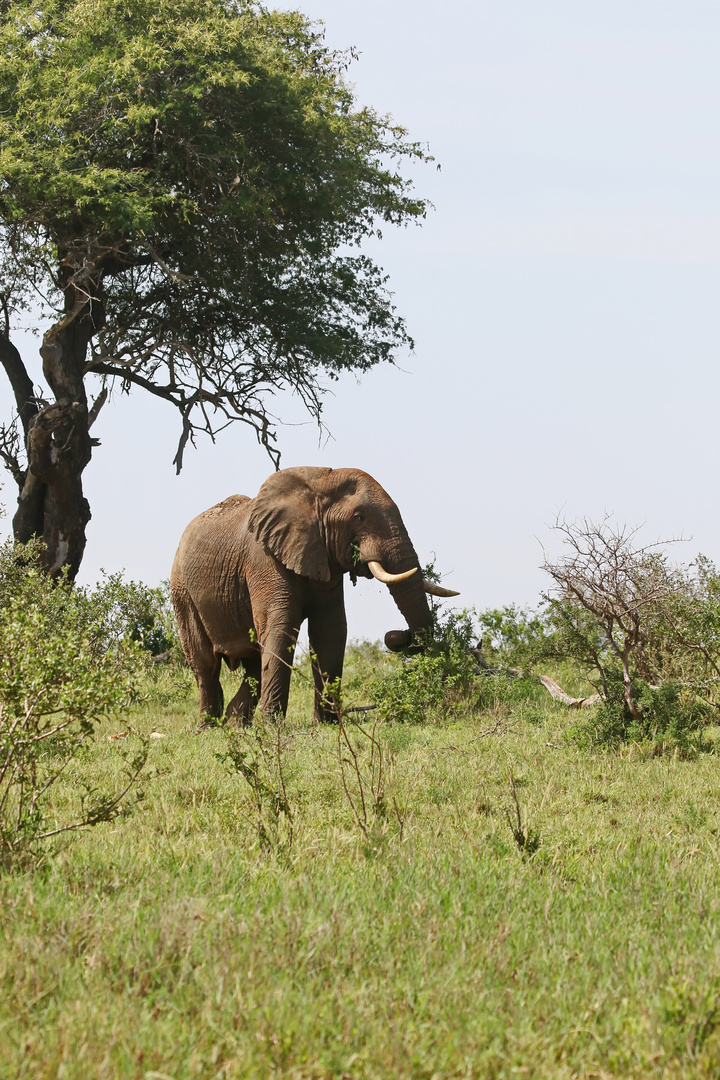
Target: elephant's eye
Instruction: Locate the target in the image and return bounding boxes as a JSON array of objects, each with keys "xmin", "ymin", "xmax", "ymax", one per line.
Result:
[{"xmin": 353, "ymin": 511, "xmax": 364, "ymax": 524}]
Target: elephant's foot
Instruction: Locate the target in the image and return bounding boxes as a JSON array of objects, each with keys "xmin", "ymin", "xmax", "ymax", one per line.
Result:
[
  {"xmin": 197, "ymin": 668, "xmax": 224, "ymax": 722},
  {"xmin": 198, "ymin": 715, "xmax": 224, "ymax": 732},
  {"xmin": 314, "ymin": 689, "xmax": 341, "ymax": 725},
  {"xmin": 226, "ymin": 689, "xmax": 257, "ymax": 726},
  {"xmin": 315, "ymin": 709, "xmax": 339, "ymax": 725},
  {"xmin": 225, "ymin": 658, "xmax": 261, "ymax": 726},
  {"xmin": 198, "ymin": 681, "xmax": 225, "ymax": 730},
  {"xmin": 224, "ymin": 711, "xmax": 253, "ymax": 729}
]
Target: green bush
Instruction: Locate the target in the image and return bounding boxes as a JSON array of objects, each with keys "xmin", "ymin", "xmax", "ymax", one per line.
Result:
[
  {"xmin": 80, "ymin": 574, "xmax": 180, "ymax": 657},
  {"xmin": 0, "ymin": 542, "xmax": 146, "ymax": 869},
  {"xmin": 371, "ymin": 652, "xmax": 456, "ymax": 724},
  {"xmin": 371, "ymin": 609, "xmax": 478, "ymax": 723},
  {"xmin": 0, "ymin": 541, "xmax": 179, "ymax": 658},
  {"xmin": 642, "ymin": 555, "xmax": 720, "ymax": 702},
  {"xmin": 369, "ymin": 601, "xmax": 551, "ymax": 725},
  {"xmin": 475, "ymin": 604, "xmax": 550, "ymax": 670},
  {"xmin": 570, "ymin": 672, "xmax": 711, "ymax": 754}
]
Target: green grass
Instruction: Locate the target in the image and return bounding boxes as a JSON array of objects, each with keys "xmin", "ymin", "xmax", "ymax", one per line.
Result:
[{"xmin": 3, "ymin": 647, "xmax": 720, "ymax": 1078}]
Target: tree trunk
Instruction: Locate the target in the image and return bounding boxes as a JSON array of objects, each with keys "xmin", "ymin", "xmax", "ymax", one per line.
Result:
[
  {"xmin": 12, "ymin": 471, "xmax": 47, "ymax": 545},
  {"xmin": 22, "ymin": 399, "xmax": 92, "ymax": 578},
  {"xmin": 12, "ymin": 290, "xmax": 99, "ymax": 579},
  {"xmin": 621, "ymin": 645, "xmax": 641, "ymax": 722},
  {"xmin": 0, "ymin": 333, "xmax": 46, "ymax": 544}
]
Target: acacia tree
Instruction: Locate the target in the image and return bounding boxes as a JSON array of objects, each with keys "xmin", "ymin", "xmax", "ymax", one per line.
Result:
[{"xmin": 0, "ymin": 0, "xmax": 429, "ymax": 577}]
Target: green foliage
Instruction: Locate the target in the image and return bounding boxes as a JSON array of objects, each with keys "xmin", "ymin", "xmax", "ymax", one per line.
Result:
[
  {"xmin": 475, "ymin": 604, "xmax": 550, "ymax": 668},
  {"xmin": 0, "ymin": 543, "xmax": 146, "ymax": 869},
  {"xmin": 571, "ymin": 673, "xmax": 712, "ymax": 755},
  {"xmin": 219, "ymin": 713, "xmax": 295, "ymax": 854},
  {"xmin": 0, "ymin": 541, "xmax": 179, "ymax": 657},
  {"xmin": 642, "ymin": 555, "xmax": 720, "ymax": 699},
  {"xmin": 82, "ymin": 574, "xmax": 180, "ymax": 656},
  {"xmin": 0, "ymin": 0, "xmax": 430, "ymax": 461},
  {"xmin": 368, "ymin": 597, "xmax": 551, "ymax": 725},
  {"xmin": 370, "ymin": 654, "xmax": 450, "ymax": 724},
  {"xmin": 546, "ymin": 592, "xmax": 715, "ymax": 755},
  {"xmin": 538, "ymin": 596, "xmax": 612, "ymax": 692},
  {"xmin": 367, "ymin": 543, "xmax": 720, "ymax": 747},
  {"xmin": 539, "ymin": 518, "xmax": 720, "ymax": 751},
  {"xmin": 371, "ymin": 608, "xmax": 478, "ymax": 723}
]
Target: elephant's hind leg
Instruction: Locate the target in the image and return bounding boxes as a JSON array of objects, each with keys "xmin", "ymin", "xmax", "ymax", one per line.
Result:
[
  {"xmin": 226, "ymin": 653, "xmax": 261, "ymax": 725},
  {"xmin": 173, "ymin": 587, "xmax": 224, "ymax": 722},
  {"xmin": 197, "ymin": 653, "xmax": 224, "ymax": 723}
]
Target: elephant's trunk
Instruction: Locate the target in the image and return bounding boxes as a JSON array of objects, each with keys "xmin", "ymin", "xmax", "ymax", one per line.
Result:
[
  {"xmin": 364, "ymin": 538, "xmax": 433, "ymax": 652},
  {"xmin": 383, "ymin": 573, "xmax": 434, "ymax": 651},
  {"xmin": 358, "ymin": 529, "xmax": 435, "ymax": 652}
]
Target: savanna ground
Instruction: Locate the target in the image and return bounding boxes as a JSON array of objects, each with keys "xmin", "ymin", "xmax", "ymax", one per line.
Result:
[{"xmin": 3, "ymin": 646, "xmax": 720, "ymax": 1080}]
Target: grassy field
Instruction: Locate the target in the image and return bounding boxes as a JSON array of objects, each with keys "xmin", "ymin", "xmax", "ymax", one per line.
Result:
[{"xmin": 3, "ymin": 647, "xmax": 720, "ymax": 1079}]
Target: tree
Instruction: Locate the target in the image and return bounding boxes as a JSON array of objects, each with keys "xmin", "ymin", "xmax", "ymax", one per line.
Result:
[
  {"xmin": 541, "ymin": 515, "xmax": 679, "ymax": 719},
  {"xmin": 0, "ymin": 0, "xmax": 429, "ymax": 577}
]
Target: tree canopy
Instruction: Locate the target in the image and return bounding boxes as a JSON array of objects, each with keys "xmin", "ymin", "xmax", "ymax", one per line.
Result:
[{"xmin": 0, "ymin": 0, "xmax": 429, "ymax": 575}]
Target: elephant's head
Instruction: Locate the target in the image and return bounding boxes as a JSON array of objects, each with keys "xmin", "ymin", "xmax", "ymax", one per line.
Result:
[{"xmin": 247, "ymin": 466, "xmax": 458, "ymax": 649}]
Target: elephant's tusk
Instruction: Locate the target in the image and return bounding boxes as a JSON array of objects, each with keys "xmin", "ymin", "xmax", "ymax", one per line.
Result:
[
  {"xmin": 367, "ymin": 560, "xmax": 419, "ymax": 585},
  {"xmin": 423, "ymin": 579, "xmax": 460, "ymax": 597}
]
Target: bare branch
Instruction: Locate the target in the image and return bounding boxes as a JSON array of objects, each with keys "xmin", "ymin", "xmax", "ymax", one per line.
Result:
[
  {"xmin": 87, "ymin": 387, "xmax": 108, "ymax": 430},
  {"xmin": 0, "ymin": 332, "xmax": 39, "ymax": 437},
  {"xmin": 0, "ymin": 417, "xmax": 26, "ymax": 489},
  {"xmin": 542, "ymin": 515, "xmax": 686, "ymax": 719}
]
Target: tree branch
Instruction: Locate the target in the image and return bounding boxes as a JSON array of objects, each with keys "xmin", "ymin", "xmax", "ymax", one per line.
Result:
[
  {"xmin": 87, "ymin": 362, "xmax": 182, "ymax": 405},
  {"xmin": 0, "ymin": 332, "xmax": 39, "ymax": 437}
]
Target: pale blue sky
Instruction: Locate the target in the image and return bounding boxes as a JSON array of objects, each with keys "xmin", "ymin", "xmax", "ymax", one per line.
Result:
[{"xmin": 4, "ymin": 0, "xmax": 720, "ymax": 641}]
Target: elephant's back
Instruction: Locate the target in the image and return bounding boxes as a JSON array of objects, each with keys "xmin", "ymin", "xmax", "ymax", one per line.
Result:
[
  {"xmin": 171, "ymin": 494, "xmax": 252, "ymax": 591},
  {"xmin": 178, "ymin": 494, "xmax": 251, "ymax": 537},
  {"xmin": 197, "ymin": 493, "xmax": 251, "ymax": 521}
]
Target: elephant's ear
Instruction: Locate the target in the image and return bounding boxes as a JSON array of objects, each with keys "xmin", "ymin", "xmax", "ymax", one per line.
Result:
[{"xmin": 248, "ymin": 468, "xmax": 332, "ymax": 582}]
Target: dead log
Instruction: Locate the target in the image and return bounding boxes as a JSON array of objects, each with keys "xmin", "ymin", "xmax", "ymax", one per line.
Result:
[
  {"xmin": 538, "ymin": 676, "xmax": 601, "ymax": 709},
  {"xmin": 468, "ymin": 644, "xmax": 600, "ymax": 708}
]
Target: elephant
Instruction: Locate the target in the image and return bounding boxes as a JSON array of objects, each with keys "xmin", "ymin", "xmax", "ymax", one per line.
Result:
[{"xmin": 170, "ymin": 466, "xmax": 459, "ymax": 724}]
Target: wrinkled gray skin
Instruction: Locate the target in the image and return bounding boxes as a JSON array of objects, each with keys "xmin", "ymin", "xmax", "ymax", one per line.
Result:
[{"xmin": 171, "ymin": 466, "xmax": 433, "ymax": 724}]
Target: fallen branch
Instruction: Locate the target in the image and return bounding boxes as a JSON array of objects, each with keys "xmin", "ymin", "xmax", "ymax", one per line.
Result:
[
  {"xmin": 468, "ymin": 645, "xmax": 521, "ymax": 677},
  {"xmin": 468, "ymin": 645, "xmax": 601, "ymax": 709},
  {"xmin": 538, "ymin": 675, "xmax": 601, "ymax": 709}
]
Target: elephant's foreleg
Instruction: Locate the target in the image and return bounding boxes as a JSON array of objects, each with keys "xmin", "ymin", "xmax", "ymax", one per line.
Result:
[
  {"xmin": 308, "ymin": 599, "xmax": 347, "ymax": 724},
  {"xmin": 226, "ymin": 653, "xmax": 261, "ymax": 725},
  {"xmin": 256, "ymin": 626, "xmax": 299, "ymax": 719}
]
